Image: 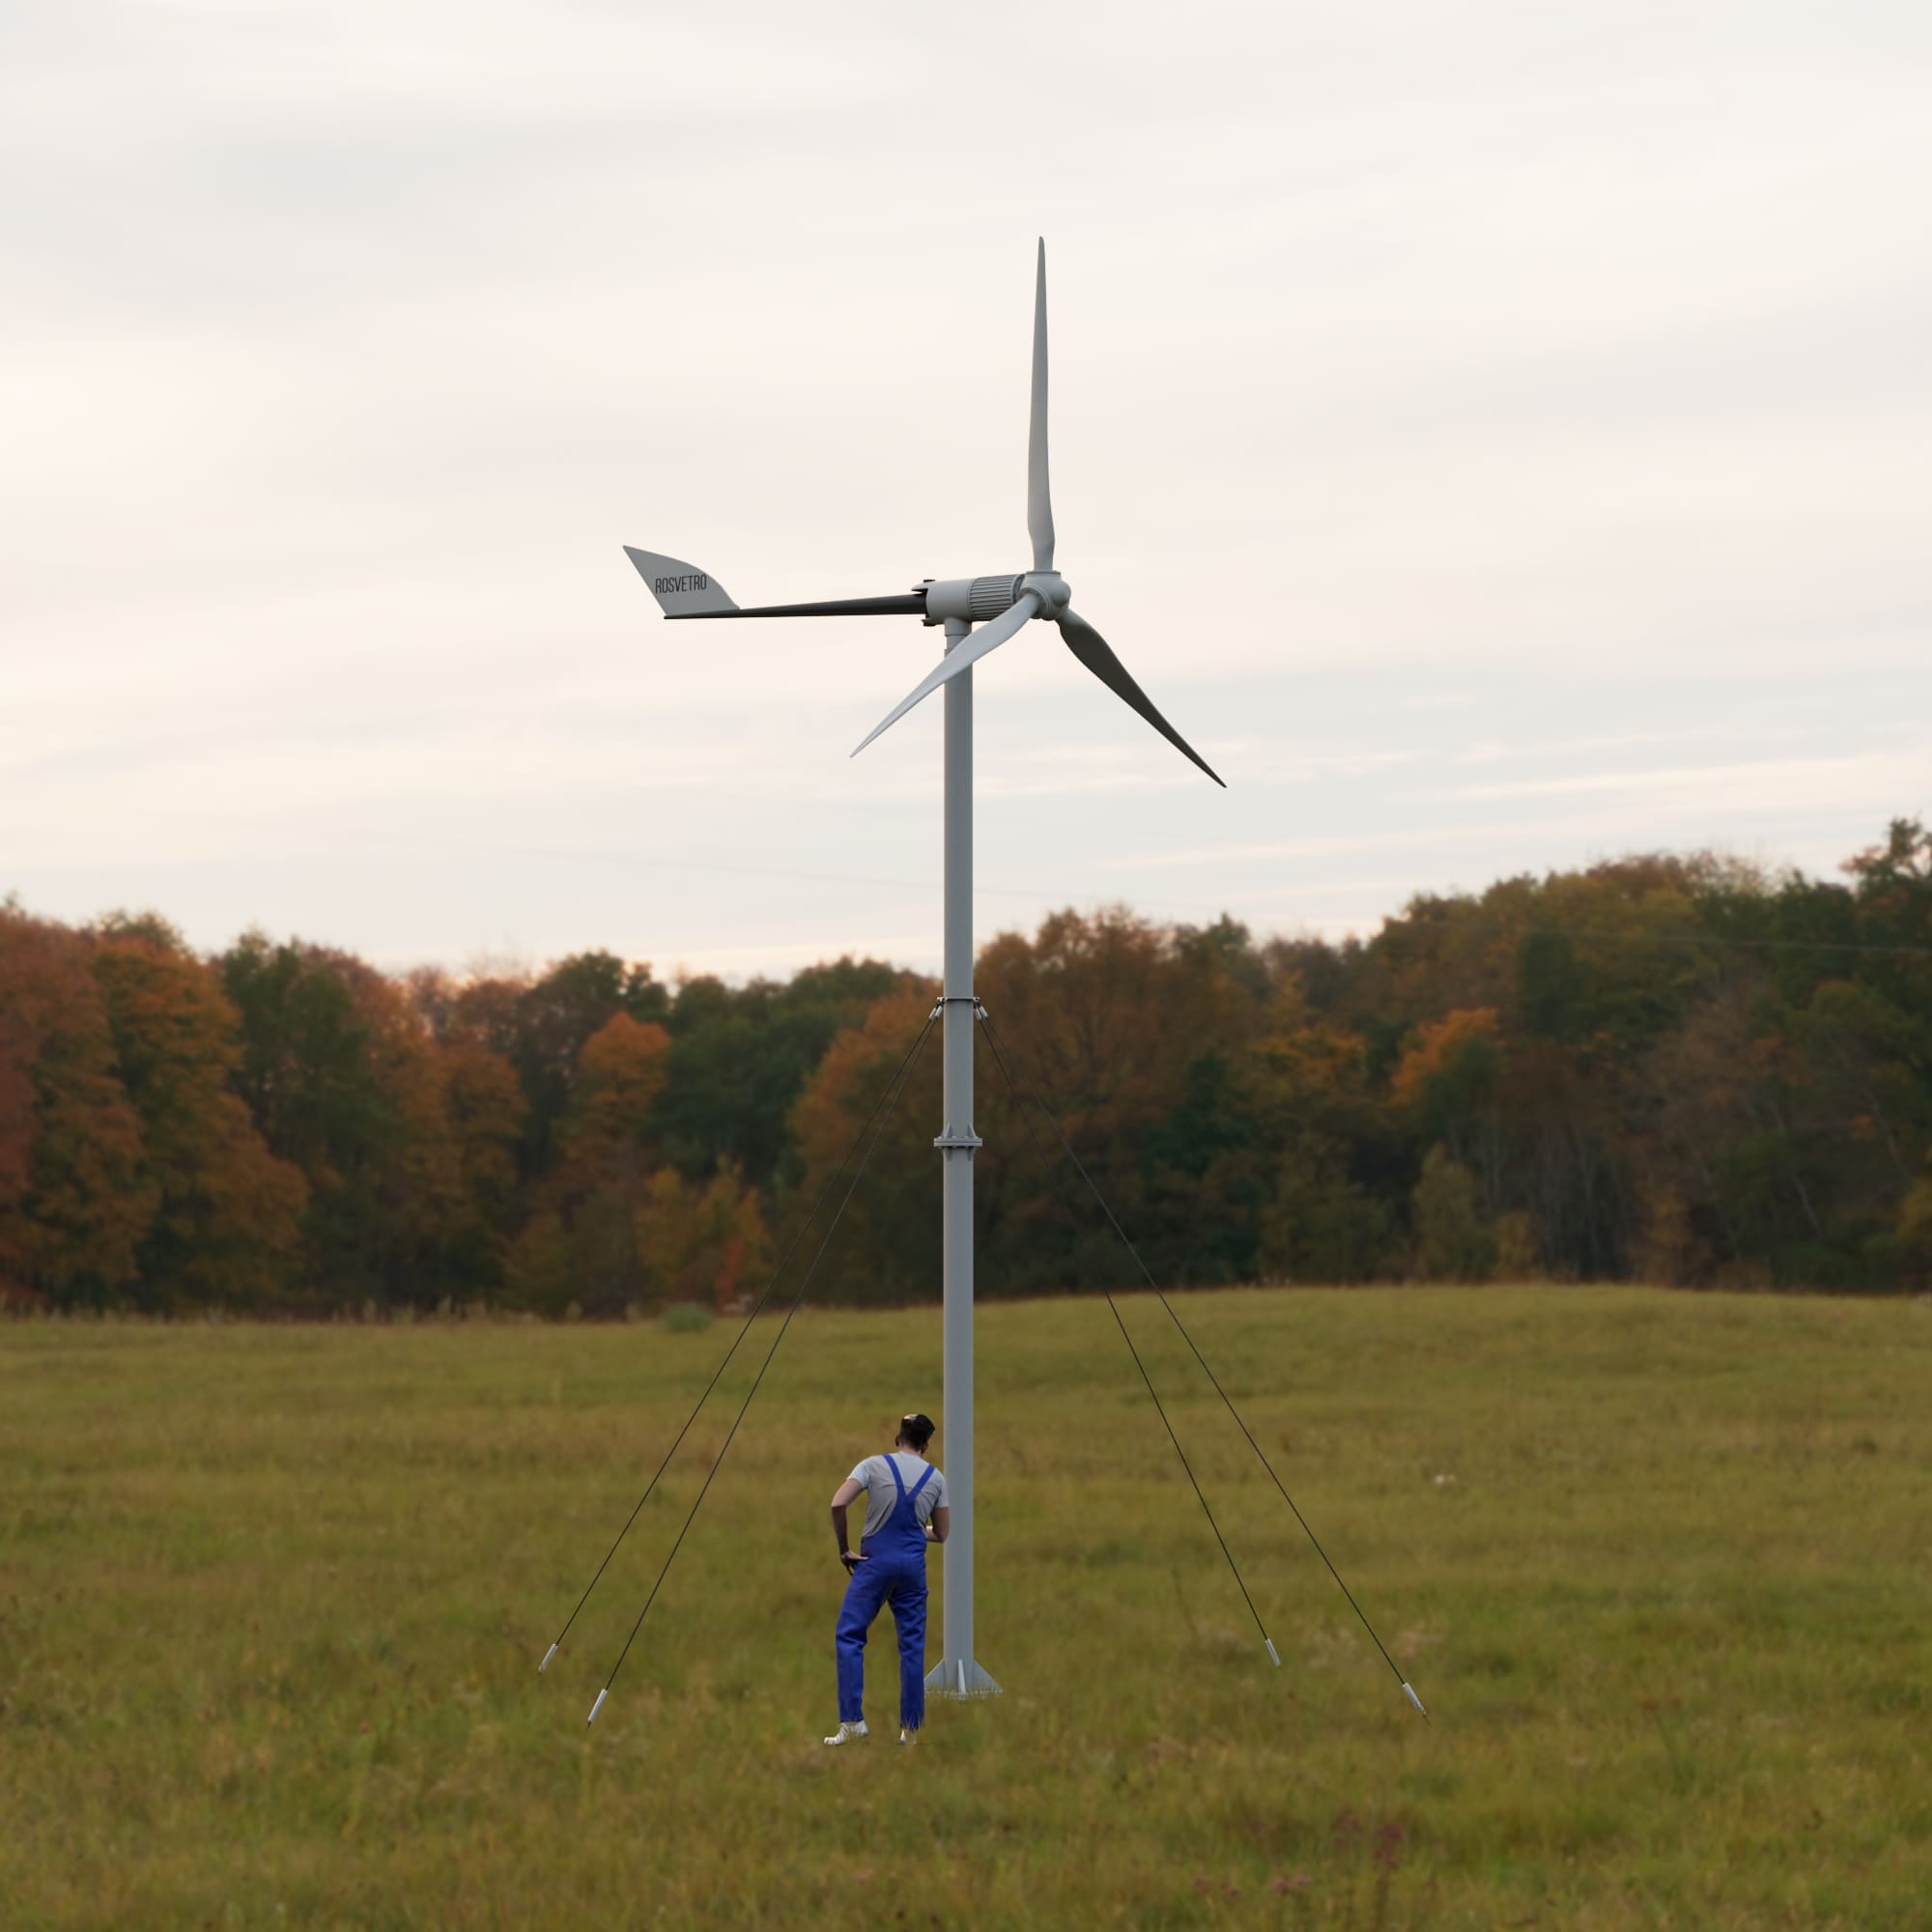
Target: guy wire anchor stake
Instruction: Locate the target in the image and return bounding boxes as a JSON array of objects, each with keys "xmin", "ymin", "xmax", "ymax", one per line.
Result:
[
  {"xmin": 539, "ymin": 1643, "xmax": 557, "ymax": 1674},
  {"xmin": 1403, "ymin": 1682, "xmax": 1429, "ymax": 1720},
  {"xmin": 586, "ymin": 1689, "xmax": 609, "ymax": 1727},
  {"xmin": 1264, "ymin": 1638, "xmax": 1281, "ymax": 1667}
]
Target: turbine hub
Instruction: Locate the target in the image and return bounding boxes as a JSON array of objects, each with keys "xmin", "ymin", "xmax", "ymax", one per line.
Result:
[{"xmin": 1021, "ymin": 570, "xmax": 1070, "ymax": 613}]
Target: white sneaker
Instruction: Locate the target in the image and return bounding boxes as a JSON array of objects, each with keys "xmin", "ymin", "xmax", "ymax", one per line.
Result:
[
  {"xmin": 898, "ymin": 1727, "xmax": 917, "ymax": 1747},
  {"xmin": 822, "ymin": 1720, "xmax": 868, "ymax": 1747}
]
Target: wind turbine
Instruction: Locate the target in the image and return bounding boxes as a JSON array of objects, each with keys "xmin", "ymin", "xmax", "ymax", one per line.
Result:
[{"xmin": 624, "ymin": 240, "xmax": 1222, "ymax": 1704}]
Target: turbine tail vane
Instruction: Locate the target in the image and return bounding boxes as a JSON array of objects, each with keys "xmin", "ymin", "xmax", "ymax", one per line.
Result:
[
  {"xmin": 1028, "ymin": 239, "xmax": 1054, "ymax": 573},
  {"xmin": 624, "ymin": 547, "xmax": 736, "ymax": 615},
  {"xmin": 625, "ymin": 548, "xmax": 923, "ymax": 620},
  {"xmin": 1057, "ymin": 611, "xmax": 1225, "ymax": 787}
]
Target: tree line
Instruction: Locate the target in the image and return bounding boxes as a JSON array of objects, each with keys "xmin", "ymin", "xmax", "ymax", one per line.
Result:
[{"xmin": 3, "ymin": 818, "xmax": 1928, "ymax": 1314}]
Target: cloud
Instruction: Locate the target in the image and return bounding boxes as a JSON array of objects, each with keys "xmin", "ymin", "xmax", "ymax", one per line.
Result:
[
  {"xmin": 1113, "ymin": 820, "xmax": 1565, "ymax": 874},
  {"xmin": 1435, "ymin": 747, "xmax": 1932, "ymax": 817}
]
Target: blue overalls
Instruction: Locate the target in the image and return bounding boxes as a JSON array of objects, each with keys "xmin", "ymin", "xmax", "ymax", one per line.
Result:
[{"xmin": 835, "ymin": 1457, "xmax": 934, "ymax": 1733}]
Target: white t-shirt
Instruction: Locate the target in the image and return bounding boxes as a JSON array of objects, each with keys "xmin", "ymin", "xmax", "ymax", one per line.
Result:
[{"xmin": 847, "ymin": 1451, "xmax": 948, "ymax": 1541}]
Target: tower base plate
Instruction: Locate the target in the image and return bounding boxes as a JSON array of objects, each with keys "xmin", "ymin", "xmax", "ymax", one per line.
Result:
[{"xmin": 924, "ymin": 1657, "xmax": 1003, "ymax": 1699}]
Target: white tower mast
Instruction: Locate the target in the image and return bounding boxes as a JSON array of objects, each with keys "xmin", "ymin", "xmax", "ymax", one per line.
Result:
[{"xmin": 931, "ymin": 619, "xmax": 999, "ymax": 1696}]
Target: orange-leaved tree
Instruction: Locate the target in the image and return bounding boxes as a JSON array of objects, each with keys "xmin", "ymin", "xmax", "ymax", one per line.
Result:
[
  {"xmin": 91, "ymin": 917, "xmax": 306, "ymax": 1311},
  {"xmin": 0, "ymin": 906, "xmax": 154, "ymax": 1307},
  {"xmin": 559, "ymin": 1012, "xmax": 671, "ymax": 1178},
  {"xmin": 505, "ymin": 1009, "xmax": 672, "ymax": 1314},
  {"xmin": 635, "ymin": 1160, "xmax": 772, "ymax": 1311},
  {"xmin": 786, "ymin": 982, "xmax": 942, "ymax": 1304}
]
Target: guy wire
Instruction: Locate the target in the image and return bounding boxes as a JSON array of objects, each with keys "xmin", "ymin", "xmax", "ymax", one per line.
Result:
[
  {"xmin": 977, "ymin": 1010, "xmax": 1274, "ymax": 1657},
  {"xmin": 543, "ymin": 1003, "xmax": 942, "ymax": 1668},
  {"xmin": 980, "ymin": 1006, "xmax": 1423, "ymax": 1717},
  {"xmin": 589, "ymin": 1008, "xmax": 939, "ymax": 1714}
]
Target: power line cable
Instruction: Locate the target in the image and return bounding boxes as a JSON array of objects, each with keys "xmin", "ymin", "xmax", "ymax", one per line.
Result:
[
  {"xmin": 975, "ymin": 1009, "xmax": 1279, "ymax": 1671},
  {"xmin": 979, "ymin": 1006, "xmax": 1428, "ymax": 1722},
  {"xmin": 538, "ymin": 1003, "xmax": 944, "ymax": 1675},
  {"xmin": 582, "ymin": 1007, "xmax": 939, "ymax": 1725}
]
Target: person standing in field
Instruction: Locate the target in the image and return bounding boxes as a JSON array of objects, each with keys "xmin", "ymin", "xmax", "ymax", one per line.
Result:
[{"xmin": 823, "ymin": 1412, "xmax": 949, "ymax": 1747}]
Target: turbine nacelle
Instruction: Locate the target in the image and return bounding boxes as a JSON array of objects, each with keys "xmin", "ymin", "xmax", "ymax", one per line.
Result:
[{"xmin": 920, "ymin": 571, "xmax": 1069, "ymax": 626}]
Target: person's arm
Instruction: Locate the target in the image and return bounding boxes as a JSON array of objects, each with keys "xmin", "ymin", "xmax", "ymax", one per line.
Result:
[
  {"xmin": 926, "ymin": 1504, "xmax": 950, "ymax": 1545},
  {"xmin": 831, "ymin": 1477, "xmax": 866, "ymax": 1570}
]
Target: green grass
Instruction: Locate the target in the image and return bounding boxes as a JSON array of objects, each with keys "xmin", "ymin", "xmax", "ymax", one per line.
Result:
[{"xmin": 3, "ymin": 1288, "xmax": 1929, "ymax": 1929}]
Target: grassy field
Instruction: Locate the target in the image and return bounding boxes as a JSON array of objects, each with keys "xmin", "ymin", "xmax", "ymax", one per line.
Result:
[{"xmin": 3, "ymin": 1288, "xmax": 1928, "ymax": 1930}]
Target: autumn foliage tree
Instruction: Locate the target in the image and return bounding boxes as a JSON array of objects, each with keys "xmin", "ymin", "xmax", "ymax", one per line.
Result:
[
  {"xmin": 561, "ymin": 1012, "xmax": 672, "ymax": 1175},
  {"xmin": 636, "ymin": 1161, "xmax": 772, "ymax": 1311},
  {"xmin": 0, "ymin": 908, "xmax": 152, "ymax": 1307},
  {"xmin": 5, "ymin": 816, "xmax": 1929, "ymax": 1311},
  {"xmin": 786, "ymin": 982, "xmax": 943, "ymax": 1305},
  {"xmin": 507, "ymin": 1010, "xmax": 674, "ymax": 1315},
  {"xmin": 91, "ymin": 919, "xmax": 305, "ymax": 1310}
]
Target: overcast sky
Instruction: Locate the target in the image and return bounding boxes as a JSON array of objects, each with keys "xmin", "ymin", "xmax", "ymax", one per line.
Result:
[{"xmin": 5, "ymin": 1, "xmax": 1928, "ymax": 982}]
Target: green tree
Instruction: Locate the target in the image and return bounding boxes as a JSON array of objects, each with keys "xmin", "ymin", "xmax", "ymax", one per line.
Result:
[
  {"xmin": 1412, "ymin": 1147, "xmax": 1494, "ymax": 1282},
  {"xmin": 652, "ymin": 957, "xmax": 909, "ymax": 1188},
  {"xmin": 1391, "ymin": 1008, "xmax": 1503, "ymax": 1195},
  {"xmin": 439, "ymin": 1038, "xmax": 526, "ymax": 1286},
  {"xmin": 1246, "ymin": 985, "xmax": 1397, "ymax": 1283},
  {"xmin": 221, "ymin": 934, "xmax": 465, "ymax": 1304},
  {"xmin": 1900, "ymin": 1150, "xmax": 1932, "ymax": 1284},
  {"xmin": 973, "ymin": 907, "xmax": 1261, "ymax": 1292}
]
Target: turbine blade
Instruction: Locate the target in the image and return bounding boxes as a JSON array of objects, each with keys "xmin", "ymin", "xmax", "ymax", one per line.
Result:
[
  {"xmin": 1028, "ymin": 239, "xmax": 1054, "ymax": 573},
  {"xmin": 851, "ymin": 593, "xmax": 1039, "ymax": 758},
  {"xmin": 1057, "ymin": 610, "xmax": 1225, "ymax": 787}
]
